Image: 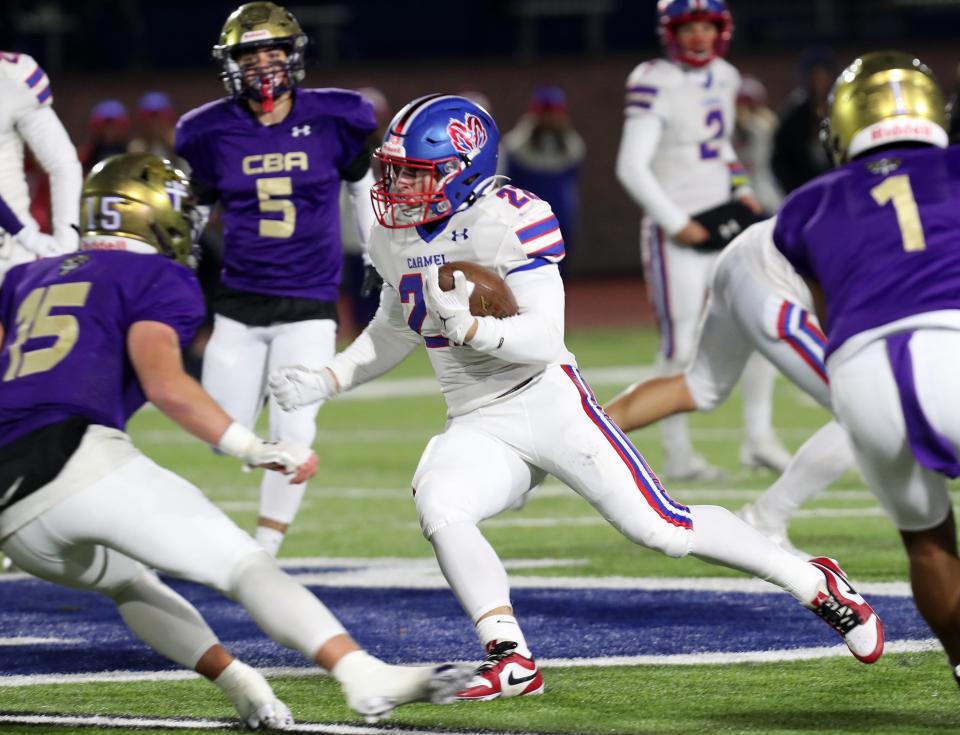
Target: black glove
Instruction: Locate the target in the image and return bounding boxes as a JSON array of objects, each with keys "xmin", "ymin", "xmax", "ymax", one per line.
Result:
[
  {"xmin": 691, "ymin": 201, "xmax": 764, "ymax": 252},
  {"xmin": 360, "ymin": 263, "xmax": 384, "ymax": 298}
]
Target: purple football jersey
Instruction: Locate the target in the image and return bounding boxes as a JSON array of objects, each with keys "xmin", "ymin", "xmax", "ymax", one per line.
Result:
[
  {"xmin": 0, "ymin": 251, "xmax": 205, "ymax": 447},
  {"xmin": 175, "ymin": 89, "xmax": 376, "ymax": 302},
  {"xmin": 775, "ymin": 146, "xmax": 960, "ymax": 357}
]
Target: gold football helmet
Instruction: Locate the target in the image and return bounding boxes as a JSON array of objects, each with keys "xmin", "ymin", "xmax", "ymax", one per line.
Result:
[
  {"xmin": 80, "ymin": 153, "xmax": 199, "ymax": 267},
  {"xmin": 823, "ymin": 50, "xmax": 948, "ymax": 165},
  {"xmin": 212, "ymin": 2, "xmax": 307, "ymax": 101}
]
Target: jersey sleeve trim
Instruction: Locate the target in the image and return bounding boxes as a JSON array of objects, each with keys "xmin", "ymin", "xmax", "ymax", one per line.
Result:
[
  {"xmin": 516, "ymin": 214, "xmax": 565, "ymax": 261},
  {"xmin": 625, "ymin": 84, "xmax": 658, "ymax": 111},
  {"xmin": 23, "ymin": 65, "xmax": 51, "ymax": 105},
  {"xmin": 507, "ymin": 256, "xmax": 557, "ymax": 275}
]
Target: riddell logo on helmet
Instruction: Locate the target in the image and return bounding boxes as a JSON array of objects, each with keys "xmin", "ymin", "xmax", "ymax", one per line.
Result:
[
  {"xmin": 240, "ymin": 29, "xmax": 273, "ymax": 43},
  {"xmin": 871, "ymin": 122, "xmax": 933, "ymax": 140}
]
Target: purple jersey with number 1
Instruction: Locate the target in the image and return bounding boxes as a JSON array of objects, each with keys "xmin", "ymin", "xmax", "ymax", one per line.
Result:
[
  {"xmin": 774, "ymin": 146, "xmax": 960, "ymax": 358},
  {"xmin": 0, "ymin": 251, "xmax": 205, "ymax": 448},
  {"xmin": 174, "ymin": 89, "xmax": 376, "ymax": 302}
]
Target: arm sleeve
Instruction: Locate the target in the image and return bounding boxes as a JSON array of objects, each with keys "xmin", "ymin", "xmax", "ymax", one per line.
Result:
[
  {"xmin": 174, "ymin": 116, "xmax": 217, "ymax": 193},
  {"xmin": 0, "ymin": 193, "xmax": 24, "ymax": 235},
  {"xmin": 16, "ymin": 106, "xmax": 81, "ymax": 252},
  {"xmin": 345, "ymin": 168, "xmax": 376, "ymax": 262},
  {"xmin": 615, "ymin": 114, "xmax": 690, "ymax": 236},
  {"xmin": 326, "ymin": 285, "xmax": 421, "ymax": 391},
  {"xmin": 772, "ymin": 197, "xmax": 815, "ymax": 281},
  {"xmin": 469, "ymin": 266, "xmax": 566, "ymax": 365}
]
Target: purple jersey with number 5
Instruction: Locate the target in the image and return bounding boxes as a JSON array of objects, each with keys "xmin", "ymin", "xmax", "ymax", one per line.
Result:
[
  {"xmin": 774, "ymin": 146, "xmax": 960, "ymax": 358},
  {"xmin": 0, "ymin": 251, "xmax": 205, "ymax": 447},
  {"xmin": 175, "ymin": 89, "xmax": 376, "ymax": 302}
]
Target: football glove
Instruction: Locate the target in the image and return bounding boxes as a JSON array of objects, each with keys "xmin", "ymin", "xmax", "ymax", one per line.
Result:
[
  {"xmin": 217, "ymin": 422, "xmax": 317, "ymax": 482},
  {"xmin": 422, "ymin": 264, "xmax": 476, "ymax": 345},
  {"xmin": 360, "ymin": 263, "xmax": 384, "ymax": 298},
  {"xmin": 14, "ymin": 221, "xmax": 61, "ymax": 258},
  {"xmin": 268, "ymin": 365, "xmax": 338, "ymax": 412},
  {"xmin": 690, "ymin": 200, "xmax": 764, "ymax": 252}
]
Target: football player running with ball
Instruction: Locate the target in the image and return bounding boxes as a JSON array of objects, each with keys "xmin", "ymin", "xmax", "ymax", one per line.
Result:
[
  {"xmin": 270, "ymin": 94, "xmax": 885, "ymax": 702},
  {"xmin": 0, "ymin": 153, "xmax": 470, "ymax": 728},
  {"xmin": 773, "ymin": 51, "xmax": 960, "ymax": 688},
  {"xmin": 616, "ymin": 0, "xmax": 790, "ymax": 480},
  {"xmin": 175, "ymin": 2, "xmax": 378, "ymax": 557}
]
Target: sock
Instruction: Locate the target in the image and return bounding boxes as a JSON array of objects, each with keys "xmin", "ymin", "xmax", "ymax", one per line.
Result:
[
  {"xmin": 688, "ymin": 504, "xmax": 822, "ymax": 603},
  {"xmin": 331, "ymin": 650, "xmax": 383, "ymax": 686},
  {"xmin": 753, "ymin": 421, "xmax": 855, "ymax": 524},
  {"xmin": 258, "ymin": 469, "xmax": 307, "ymax": 527},
  {"xmin": 476, "ymin": 614, "xmax": 530, "ymax": 657},
  {"xmin": 255, "ymin": 526, "xmax": 285, "ymax": 558},
  {"xmin": 661, "ymin": 413, "xmax": 694, "ymax": 463},
  {"xmin": 227, "ymin": 551, "xmax": 346, "ymax": 658},
  {"xmin": 113, "ymin": 569, "xmax": 219, "ymax": 669},
  {"xmin": 740, "ymin": 353, "xmax": 776, "ymax": 444},
  {"xmin": 429, "ymin": 522, "xmax": 512, "ymax": 621}
]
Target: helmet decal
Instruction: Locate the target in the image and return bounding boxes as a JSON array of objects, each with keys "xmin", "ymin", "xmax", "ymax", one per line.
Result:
[{"xmin": 447, "ymin": 113, "xmax": 488, "ymax": 159}]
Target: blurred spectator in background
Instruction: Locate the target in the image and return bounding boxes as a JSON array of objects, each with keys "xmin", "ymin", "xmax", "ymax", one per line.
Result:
[
  {"xmin": 129, "ymin": 91, "xmax": 188, "ymax": 172},
  {"xmin": 771, "ymin": 47, "xmax": 836, "ymax": 195},
  {"xmin": 339, "ymin": 85, "xmax": 390, "ymax": 335},
  {"xmin": 80, "ymin": 100, "xmax": 131, "ymax": 174},
  {"xmin": 504, "ymin": 85, "xmax": 585, "ymax": 275},
  {"xmin": 733, "ymin": 75, "xmax": 781, "ymax": 214}
]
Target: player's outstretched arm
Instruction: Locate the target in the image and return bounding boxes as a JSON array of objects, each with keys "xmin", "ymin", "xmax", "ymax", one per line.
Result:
[
  {"xmin": 603, "ymin": 373, "xmax": 698, "ymax": 433},
  {"xmin": 127, "ymin": 320, "xmax": 317, "ymax": 483}
]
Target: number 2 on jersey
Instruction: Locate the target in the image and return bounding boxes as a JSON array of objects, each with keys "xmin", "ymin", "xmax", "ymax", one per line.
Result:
[
  {"xmin": 4, "ymin": 283, "xmax": 92, "ymax": 381},
  {"xmin": 699, "ymin": 109, "xmax": 724, "ymax": 160},
  {"xmin": 398, "ymin": 273, "xmax": 427, "ymax": 333},
  {"xmin": 870, "ymin": 174, "xmax": 926, "ymax": 252}
]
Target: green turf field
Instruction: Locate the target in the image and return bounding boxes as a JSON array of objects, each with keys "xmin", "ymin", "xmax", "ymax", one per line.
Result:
[{"xmin": 1, "ymin": 327, "xmax": 956, "ymax": 735}]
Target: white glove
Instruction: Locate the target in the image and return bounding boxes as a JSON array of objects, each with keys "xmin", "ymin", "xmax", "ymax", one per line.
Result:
[
  {"xmin": 217, "ymin": 421, "xmax": 314, "ymax": 474},
  {"xmin": 422, "ymin": 264, "xmax": 476, "ymax": 345},
  {"xmin": 14, "ymin": 221, "xmax": 61, "ymax": 257},
  {"xmin": 268, "ymin": 365, "xmax": 338, "ymax": 412}
]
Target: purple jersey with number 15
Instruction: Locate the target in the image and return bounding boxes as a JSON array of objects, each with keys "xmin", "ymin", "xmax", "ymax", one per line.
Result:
[
  {"xmin": 774, "ymin": 146, "xmax": 960, "ymax": 358},
  {"xmin": 0, "ymin": 251, "xmax": 205, "ymax": 448},
  {"xmin": 175, "ymin": 89, "xmax": 376, "ymax": 302}
]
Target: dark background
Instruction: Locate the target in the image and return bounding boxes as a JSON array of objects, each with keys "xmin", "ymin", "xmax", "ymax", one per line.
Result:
[{"xmin": 3, "ymin": 0, "xmax": 959, "ymax": 277}]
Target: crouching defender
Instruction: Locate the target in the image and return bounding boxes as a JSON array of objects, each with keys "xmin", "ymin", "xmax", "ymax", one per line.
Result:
[{"xmin": 0, "ymin": 153, "xmax": 469, "ymax": 728}]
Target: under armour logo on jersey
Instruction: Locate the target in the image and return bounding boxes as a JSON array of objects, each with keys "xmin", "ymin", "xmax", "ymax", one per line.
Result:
[
  {"xmin": 291, "ymin": 125, "xmax": 312, "ymax": 137},
  {"xmin": 718, "ymin": 218, "xmax": 741, "ymax": 241},
  {"xmin": 450, "ymin": 228, "xmax": 469, "ymax": 241}
]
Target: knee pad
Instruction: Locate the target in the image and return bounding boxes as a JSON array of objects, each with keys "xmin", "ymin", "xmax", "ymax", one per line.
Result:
[{"xmin": 415, "ymin": 478, "xmax": 480, "ymax": 540}]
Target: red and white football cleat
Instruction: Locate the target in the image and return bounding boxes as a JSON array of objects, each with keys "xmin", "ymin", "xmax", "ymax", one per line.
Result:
[
  {"xmin": 457, "ymin": 641, "xmax": 544, "ymax": 701},
  {"xmin": 806, "ymin": 556, "xmax": 884, "ymax": 663}
]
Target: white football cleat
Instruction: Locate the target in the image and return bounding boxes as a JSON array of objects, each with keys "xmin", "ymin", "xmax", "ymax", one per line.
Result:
[
  {"xmin": 215, "ymin": 660, "xmax": 294, "ymax": 731},
  {"xmin": 341, "ymin": 662, "xmax": 474, "ymax": 724},
  {"xmin": 805, "ymin": 556, "xmax": 884, "ymax": 664},
  {"xmin": 740, "ymin": 434, "xmax": 793, "ymax": 474},
  {"xmin": 737, "ymin": 502, "xmax": 809, "ymax": 559}
]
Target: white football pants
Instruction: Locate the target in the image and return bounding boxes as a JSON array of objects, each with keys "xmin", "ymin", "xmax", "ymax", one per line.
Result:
[
  {"xmin": 830, "ymin": 330, "xmax": 960, "ymax": 531},
  {"xmin": 413, "ymin": 364, "xmax": 822, "ymax": 622},
  {"xmin": 1, "ymin": 437, "xmax": 345, "ymax": 665},
  {"xmin": 202, "ymin": 315, "xmax": 336, "ymax": 526}
]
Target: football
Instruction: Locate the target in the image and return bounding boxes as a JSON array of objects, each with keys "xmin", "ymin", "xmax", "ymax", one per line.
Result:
[{"xmin": 438, "ymin": 261, "xmax": 519, "ymax": 318}]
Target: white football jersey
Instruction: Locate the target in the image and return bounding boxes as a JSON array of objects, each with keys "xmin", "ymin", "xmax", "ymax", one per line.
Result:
[
  {"xmin": 368, "ymin": 185, "xmax": 575, "ymax": 415},
  {"xmin": 624, "ymin": 57, "xmax": 740, "ymax": 215},
  {"xmin": 714, "ymin": 217, "xmax": 813, "ymax": 312},
  {"xmin": 0, "ymin": 52, "xmax": 51, "ymax": 229}
]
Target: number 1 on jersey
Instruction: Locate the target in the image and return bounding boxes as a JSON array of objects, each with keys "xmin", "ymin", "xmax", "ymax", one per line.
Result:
[{"xmin": 870, "ymin": 174, "xmax": 926, "ymax": 252}]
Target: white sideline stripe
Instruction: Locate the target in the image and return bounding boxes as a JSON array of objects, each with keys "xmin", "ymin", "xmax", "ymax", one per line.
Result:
[
  {"xmin": 0, "ymin": 557, "xmax": 912, "ymax": 596},
  {"xmin": 0, "ymin": 637, "xmax": 85, "ymax": 646},
  {"xmin": 0, "ymin": 639, "xmax": 940, "ymax": 690},
  {"xmin": 0, "ymin": 713, "xmax": 502, "ymax": 735}
]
